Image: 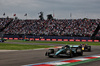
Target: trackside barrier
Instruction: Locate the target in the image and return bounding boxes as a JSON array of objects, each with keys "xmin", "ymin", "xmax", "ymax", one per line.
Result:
[
  {"xmin": 19, "ymin": 38, "xmax": 23, "ymax": 40},
  {"xmin": 2, "ymin": 37, "xmax": 100, "ymax": 42},
  {"xmin": 46, "ymin": 39, "xmax": 51, "ymax": 41},
  {"xmin": 94, "ymin": 40, "xmax": 99, "ymax": 42},
  {"xmin": 52, "ymin": 39, "xmax": 57, "ymax": 41},
  {"xmin": 9, "ymin": 38, "xmax": 13, "ymax": 40},
  {"xmin": 14, "ymin": 38, "xmax": 18, "ymax": 40},
  {"xmin": 63, "ymin": 39, "xmax": 68, "ymax": 41},
  {"xmin": 58, "ymin": 39, "xmax": 62, "ymax": 41},
  {"xmin": 75, "ymin": 39, "xmax": 80, "ymax": 42},
  {"xmin": 69, "ymin": 39, "xmax": 74, "ymax": 41},
  {"xmin": 82, "ymin": 40, "xmax": 86, "ymax": 42},
  {"xmin": 41, "ymin": 39, "xmax": 45, "ymax": 41},
  {"xmin": 88, "ymin": 40, "xmax": 93, "ymax": 42},
  {"xmin": 35, "ymin": 38, "xmax": 39, "ymax": 41},
  {"xmin": 30, "ymin": 38, "xmax": 34, "ymax": 41},
  {"xmin": 4, "ymin": 37, "xmax": 8, "ymax": 39}
]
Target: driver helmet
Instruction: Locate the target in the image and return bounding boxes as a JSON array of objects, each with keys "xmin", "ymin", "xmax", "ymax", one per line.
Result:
[{"xmin": 65, "ymin": 45, "xmax": 70, "ymax": 48}]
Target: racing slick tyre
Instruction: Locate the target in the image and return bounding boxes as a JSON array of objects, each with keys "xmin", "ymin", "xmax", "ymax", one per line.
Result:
[
  {"xmin": 79, "ymin": 51, "xmax": 83, "ymax": 56},
  {"xmin": 76, "ymin": 48, "xmax": 83, "ymax": 56},
  {"xmin": 48, "ymin": 49, "xmax": 54, "ymax": 53},
  {"xmin": 66, "ymin": 50, "xmax": 73, "ymax": 58},
  {"xmin": 47, "ymin": 49, "xmax": 54, "ymax": 58},
  {"xmin": 88, "ymin": 46, "xmax": 91, "ymax": 52},
  {"xmin": 48, "ymin": 55, "xmax": 54, "ymax": 58},
  {"xmin": 69, "ymin": 52, "xmax": 73, "ymax": 58}
]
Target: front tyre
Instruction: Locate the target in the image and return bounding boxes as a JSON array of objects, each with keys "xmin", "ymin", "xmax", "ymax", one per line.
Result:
[
  {"xmin": 46, "ymin": 49, "xmax": 54, "ymax": 58},
  {"xmin": 76, "ymin": 48, "xmax": 83, "ymax": 56}
]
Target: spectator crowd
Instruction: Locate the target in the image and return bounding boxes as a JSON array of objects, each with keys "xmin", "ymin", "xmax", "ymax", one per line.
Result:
[
  {"xmin": 0, "ymin": 18, "xmax": 12, "ymax": 30},
  {"xmin": 1, "ymin": 18, "xmax": 99, "ymax": 37},
  {"xmin": 96, "ymin": 30, "xmax": 100, "ymax": 37}
]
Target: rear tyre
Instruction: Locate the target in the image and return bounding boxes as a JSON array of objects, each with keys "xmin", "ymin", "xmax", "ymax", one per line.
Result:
[
  {"xmin": 48, "ymin": 55, "xmax": 54, "ymax": 58},
  {"xmin": 66, "ymin": 50, "xmax": 73, "ymax": 58},
  {"xmin": 88, "ymin": 46, "xmax": 91, "ymax": 52},
  {"xmin": 47, "ymin": 49, "xmax": 54, "ymax": 58},
  {"xmin": 69, "ymin": 52, "xmax": 73, "ymax": 58},
  {"xmin": 79, "ymin": 51, "xmax": 83, "ymax": 56},
  {"xmin": 48, "ymin": 49, "xmax": 54, "ymax": 53}
]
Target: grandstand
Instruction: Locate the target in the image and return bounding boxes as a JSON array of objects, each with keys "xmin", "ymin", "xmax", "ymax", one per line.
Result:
[
  {"xmin": 0, "ymin": 18, "xmax": 100, "ymax": 40},
  {"xmin": 96, "ymin": 30, "xmax": 100, "ymax": 36}
]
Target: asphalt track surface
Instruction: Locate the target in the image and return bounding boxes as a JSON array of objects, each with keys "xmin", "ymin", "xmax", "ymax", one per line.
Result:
[{"xmin": 0, "ymin": 42, "xmax": 100, "ymax": 66}]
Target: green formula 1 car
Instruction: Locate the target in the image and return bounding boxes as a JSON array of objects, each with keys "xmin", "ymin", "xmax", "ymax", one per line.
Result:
[
  {"xmin": 0, "ymin": 38, "xmax": 6, "ymax": 42},
  {"xmin": 45, "ymin": 45, "xmax": 83, "ymax": 58}
]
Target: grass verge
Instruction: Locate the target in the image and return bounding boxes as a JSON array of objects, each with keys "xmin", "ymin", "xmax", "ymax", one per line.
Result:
[
  {"xmin": 0, "ymin": 43, "xmax": 52, "ymax": 50},
  {"xmin": 1, "ymin": 40, "xmax": 100, "ymax": 50},
  {"xmin": 7, "ymin": 40, "xmax": 100, "ymax": 46}
]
